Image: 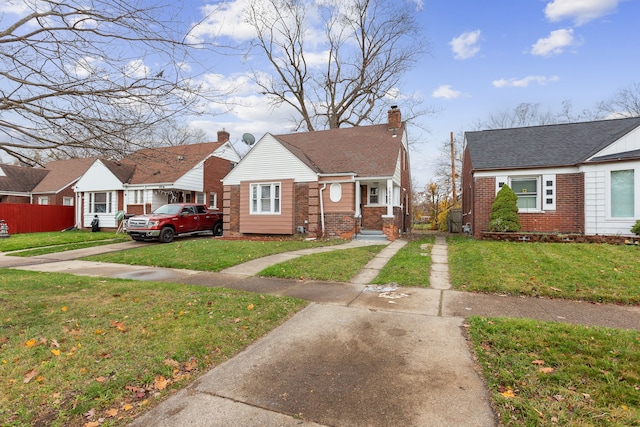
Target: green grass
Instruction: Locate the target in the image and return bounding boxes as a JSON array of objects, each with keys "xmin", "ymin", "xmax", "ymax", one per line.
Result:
[
  {"xmin": 448, "ymin": 236, "xmax": 640, "ymax": 304},
  {"xmin": 0, "ymin": 269, "xmax": 306, "ymax": 426},
  {"xmin": 259, "ymin": 245, "xmax": 386, "ymax": 281},
  {"xmin": 468, "ymin": 316, "xmax": 640, "ymax": 426},
  {"xmin": 0, "ymin": 230, "xmax": 128, "ymax": 254},
  {"xmin": 371, "ymin": 237, "xmax": 435, "ymax": 286},
  {"xmin": 84, "ymin": 238, "xmax": 344, "ymax": 272}
]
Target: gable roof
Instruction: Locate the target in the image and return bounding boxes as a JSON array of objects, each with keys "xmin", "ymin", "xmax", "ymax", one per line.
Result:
[
  {"xmin": 274, "ymin": 123, "xmax": 404, "ymax": 177},
  {"xmin": 465, "ymin": 117, "xmax": 640, "ymax": 171},
  {"xmin": 32, "ymin": 157, "xmax": 98, "ymax": 193},
  {"xmin": 122, "ymin": 142, "xmax": 224, "ymax": 184},
  {"xmin": 0, "ymin": 164, "xmax": 49, "ymax": 193}
]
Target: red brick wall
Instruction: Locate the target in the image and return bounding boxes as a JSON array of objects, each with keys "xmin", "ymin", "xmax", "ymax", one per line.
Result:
[
  {"xmin": 324, "ymin": 213, "xmax": 357, "ymax": 239},
  {"xmin": 204, "ymin": 156, "xmax": 231, "ymax": 209},
  {"xmin": 294, "ymin": 182, "xmax": 310, "ymax": 233},
  {"xmin": 362, "ymin": 206, "xmax": 386, "ymax": 229},
  {"xmin": 472, "ymin": 173, "xmax": 585, "ymax": 237}
]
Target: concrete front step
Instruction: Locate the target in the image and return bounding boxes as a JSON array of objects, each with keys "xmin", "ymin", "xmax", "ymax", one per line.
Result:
[{"xmin": 354, "ymin": 230, "xmax": 388, "ymax": 241}]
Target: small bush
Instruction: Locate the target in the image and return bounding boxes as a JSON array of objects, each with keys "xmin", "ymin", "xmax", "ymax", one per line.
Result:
[
  {"xmin": 488, "ymin": 184, "xmax": 521, "ymax": 232},
  {"xmin": 631, "ymin": 219, "xmax": 640, "ymax": 236}
]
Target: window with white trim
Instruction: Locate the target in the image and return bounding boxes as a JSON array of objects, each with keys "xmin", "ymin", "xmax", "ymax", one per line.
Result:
[
  {"xmin": 90, "ymin": 192, "xmax": 112, "ymax": 213},
  {"xmin": 63, "ymin": 197, "xmax": 74, "ymax": 206},
  {"xmin": 209, "ymin": 192, "xmax": 217, "ymax": 209},
  {"xmin": 496, "ymin": 174, "xmax": 556, "ymax": 212},
  {"xmin": 368, "ymin": 185, "xmax": 379, "ymax": 204},
  {"xmin": 38, "ymin": 196, "xmax": 49, "ymax": 205},
  {"xmin": 251, "ymin": 183, "xmax": 280, "ymax": 214},
  {"xmin": 611, "ymin": 169, "xmax": 634, "ymax": 217},
  {"xmin": 196, "ymin": 192, "xmax": 205, "ymax": 204}
]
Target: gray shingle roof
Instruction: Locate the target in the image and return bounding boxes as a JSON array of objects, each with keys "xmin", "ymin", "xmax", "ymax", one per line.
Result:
[
  {"xmin": 465, "ymin": 117, "xmax": 640, "ymax": 171},
  {"xmin": 0, "ymin": 164, "xmax": 49, "ymax": 193}
]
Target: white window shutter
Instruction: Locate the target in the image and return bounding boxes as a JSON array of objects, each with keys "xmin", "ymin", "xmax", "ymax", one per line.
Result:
[{"xmin": 542, "ymin": 174, "xmax": 556, "ymax": 211}]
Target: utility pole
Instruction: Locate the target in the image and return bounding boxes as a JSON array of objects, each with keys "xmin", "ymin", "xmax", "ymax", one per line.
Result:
[{"xmin": 450, "ymin": 132, "xmax": 457, "ymax": 201}]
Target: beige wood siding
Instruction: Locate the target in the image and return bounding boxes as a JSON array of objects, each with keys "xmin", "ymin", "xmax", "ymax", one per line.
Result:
[
  {"xmin": 239, "ymin": 179, "xmax": 295, "ymax": 234},
  {"xmin": 320, "ymin": 179, "xmax": 355, "ymax": 213}
]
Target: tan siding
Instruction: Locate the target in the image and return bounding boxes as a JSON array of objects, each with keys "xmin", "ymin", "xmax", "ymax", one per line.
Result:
[
  {"xmin": 239, "ymin": 179, "xmax": 295, "ymax": 234},
  {"xmin": 321, "ymin": 181, "xmax": 355, "ymax": 213}
]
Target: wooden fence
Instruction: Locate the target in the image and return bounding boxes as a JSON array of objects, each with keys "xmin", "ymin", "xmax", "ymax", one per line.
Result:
[{"xmin": 0, "ymin": 204, "xmax": 74, "ymax": 234}]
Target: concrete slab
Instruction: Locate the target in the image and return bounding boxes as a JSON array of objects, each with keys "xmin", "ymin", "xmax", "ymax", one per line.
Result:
[
  {"xmin": 281, "ymin": 281, "xmax": 363, "ymax": 305},
  {"xmin": 131, "ymin": 304, "xmax": 495, "ymax": 427},
  {"xmin": 351, "ymin": 286, "xmax": 442, "ymax": 316}
]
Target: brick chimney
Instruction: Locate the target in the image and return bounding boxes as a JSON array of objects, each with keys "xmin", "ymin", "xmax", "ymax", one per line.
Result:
[
  {"xmin": 387, "ymin": 106, "xmax": 401, "ymax": 130},
  {"xmin": 217, "ymin": 129, "xmax": 230, "ymax": 143}
]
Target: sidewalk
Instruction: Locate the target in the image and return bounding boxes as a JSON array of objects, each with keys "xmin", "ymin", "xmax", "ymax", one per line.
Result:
[{"xmin": 3, "ymin": 235, "xmax": 639, "ymax": 426}]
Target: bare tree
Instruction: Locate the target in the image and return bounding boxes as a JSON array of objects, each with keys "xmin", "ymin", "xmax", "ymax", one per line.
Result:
[
  {"xmin": 0, "ymin": 0, "xmax": 221, "ymax": 165},
  {"xmin": 597, "ymin": 82, "xmax": 640, "ymax": 118},
  {"xmin": 245, "ymin": 0, "xmax": 427, "ymax": 131}
]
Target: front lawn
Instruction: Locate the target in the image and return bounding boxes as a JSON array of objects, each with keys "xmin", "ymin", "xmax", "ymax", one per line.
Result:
[
  {"xmin": 371, "ymin": 237, "xmax": 435, "ymax": 286},
  {"xmin": 84, "ymin": 238, "xmax": 344, "ymax": 272},
  {"xmin": 468, "ymin": 316, "xmax": 640, "ymax": 426},
  {"xmin": 448, "ymin": 237, "xmax": 640, "ymax": 305},
  {"xmin": 0, "ymin": 230, "xmax": 129, "ymax": 255},
  {"xmin": 0, "ymin": 270, "xmax": 306, "ymax": 426}
]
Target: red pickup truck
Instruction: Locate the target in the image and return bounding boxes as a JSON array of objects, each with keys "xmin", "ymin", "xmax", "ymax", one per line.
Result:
[{"xmin": 126, "ymin": 203, "xmax": 223, "ymax": 243}]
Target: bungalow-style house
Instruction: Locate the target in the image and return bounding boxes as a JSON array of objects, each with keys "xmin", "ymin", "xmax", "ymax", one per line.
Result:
[
  {"xmin": 222, "ymin": 107, "xmax": 411, "ymax": 240},
  {"xmin": 0, "ymin": 164, "xmax": 49, "ymax": 203},
  {"xmin": 73, "ymin": 130, "xmax": 240, "ymax": 230},
  {"xmin": 462, "ymin": 117, "xmax": 640, "ymax": 238},
  {"xmin": 0, "ymin": 158, "xmax": 96, "ymax": 205}
]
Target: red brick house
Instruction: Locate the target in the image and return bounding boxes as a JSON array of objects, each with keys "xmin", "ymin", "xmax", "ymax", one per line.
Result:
[
  {"xmin": 462, "ymin": 117, "xmax": 640, "ymax": 238},
  {"xmin": 222, "ymin": 107, "xmax": 412, "ymax": 240},
  {"xmin": 74, "ymin": 130, "xmax": 240, "ymax": 230}
]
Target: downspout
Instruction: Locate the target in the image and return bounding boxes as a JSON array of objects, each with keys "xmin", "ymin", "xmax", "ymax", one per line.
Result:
[{"xmin": 319, "ymin": 183, "xmax": 327, "ymax": 235}]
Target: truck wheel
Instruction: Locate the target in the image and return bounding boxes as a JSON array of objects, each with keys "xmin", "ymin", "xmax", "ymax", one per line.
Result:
[
  {"xmin": 213, "ymin": 222, "xmax": 223, "ymax": 236},
  {"xmin": 159, "ymin": 227, "xmax": 175, "ymax": 243}
]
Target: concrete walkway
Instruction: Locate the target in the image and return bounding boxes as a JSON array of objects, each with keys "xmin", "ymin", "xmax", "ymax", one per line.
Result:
[{"xmin": 2, "ymin": 235, "xmax": 639, "ymax": 426}]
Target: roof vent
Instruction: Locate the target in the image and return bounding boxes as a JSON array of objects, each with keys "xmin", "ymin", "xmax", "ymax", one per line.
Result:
[{"xmin": 177, "ymin": 155, "xmax": 184, "ymax": 161}]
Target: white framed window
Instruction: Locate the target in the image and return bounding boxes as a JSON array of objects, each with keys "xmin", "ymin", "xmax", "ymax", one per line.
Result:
[
  {"xmin": 38, "ymin": 196, "xmax": 49, "ymax": 205},
  {"xmin": 511, "ymin": 177, "xmax": 538, "ymax": 211},
  {"xmin": 63, "ymin": 197, "xmax": 74, "ymax": 206},
  {"xmin": 209, "ymin": 192, "xmax": 217, "ymax": 209},
  {"xmin": 90, "ymin": 192, "xmax": 112, "ymax": 213},
  {"xmin": 196, "ymin": 192, "xmax": 205, "ymax": 204},
  {"xmin": 611, "ymin": 169, "xmax": 634, "ymax": 218},
  {"xmin": 497, "ymin": 175, "xmax": 556, "ymax": 212},
  {"xmin": 185, "ymin": 193, "xmax": 192, "ymax": 203},
  {"xmin": 368, "ymin": 185, "xmax": 379, "ymax": 205},
  {"xmin": 132, "ymin": 190, "xmax": 143, "ymax": 204},
  {"xmin": 251, "ymin": 183, "xmax": 280, "ymax": 214}
]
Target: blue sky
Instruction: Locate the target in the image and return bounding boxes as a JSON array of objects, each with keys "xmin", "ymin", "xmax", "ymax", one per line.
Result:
[
  {"xmin": 2, "ymin": 0, "xmax": 639, "ymax": 190},
  {"xmin": 183, "ymin": 0, "xmax": 640, "ymax": 190}
]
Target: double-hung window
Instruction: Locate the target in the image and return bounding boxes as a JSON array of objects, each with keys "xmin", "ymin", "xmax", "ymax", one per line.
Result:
[
  {"xmin": 251, "ymin": 183, "xmax": 280, "ymax": 214},
  {"xmin": 511, "ymin": 177, "xmax": 538, "ymax": 211},
  {"xmin": 611, "ymin": 169, "xmax": 634, "ymax": 217},
  {"xmin": 91, "ymin": 192, "xmax": 112, "ymax": 213}
]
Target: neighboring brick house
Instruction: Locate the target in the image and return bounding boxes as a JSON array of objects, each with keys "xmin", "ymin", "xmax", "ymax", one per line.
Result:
[
  {"xmin": 0, "ymin": 164, "xmax": 49, "ymax": 203},
  {"xmin": 74, "ymin": 130, "xmax": 240, "ymax": 230},
  {"xmin": 222, "ymin": 107, "xmax": 412, "ymax": 240},
  {"xmin": 462, "ymin": 117, "xmax": 640, "ymax": 238}
]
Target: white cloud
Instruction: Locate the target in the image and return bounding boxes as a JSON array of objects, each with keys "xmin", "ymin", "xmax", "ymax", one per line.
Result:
[
  {"xmin": 449, "ymin": 30, "xmax": 481, "ymax": 60},
  {"xmin": 188, "ymin": 0, "xmax": 256, "ymax": 43},
  {"xmin": 492, "ymin": 75, "xmax": 560, "ymax": 88},
  {"xmin": 530, "ymin": 28, "xmax": 575, "ymax": 56},
  {"xmin": 545, "ymin": 0, "xmax": 618, "ymax": 26},
  {"xmin": 0, "ymin": 0, "xmax": 29, "ymax": 14},
  {"xmin": 124, "ymin": 59, "xmax": 150, "ymax": 79},
  {"xmin": 409, "ymin": 0, "xmax": 424, "ymax": 11},
  {"xmin": 432, "ymin": 85, "xmax": 463, "ymax": 100}
]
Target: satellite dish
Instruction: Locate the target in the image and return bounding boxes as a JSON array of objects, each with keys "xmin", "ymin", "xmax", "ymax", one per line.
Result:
[{"xmin": 242, "ymin": 133, "xmax": 256, "ymax": 146}]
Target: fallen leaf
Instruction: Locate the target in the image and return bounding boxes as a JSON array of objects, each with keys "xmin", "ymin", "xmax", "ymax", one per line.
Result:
[
  {"xmin": 95, "ymin": 376, "xmax": 107, "ymax": 383},
  {"xmin": 25, "ymin": 339, "xmax": 37, "ymax": 348},
  {"xmin": 51, "ymin": 349, "xmax": 61, "ymax": 357},
  {"xmin": 154, "ymin": 375, "xmax": 170, "ymax": 391},
  {"xmin": 184, "ymin": 358, "xmax": 197, "ymax": 372},
  {"xmin": 247, "ymin": 303, "xmax": 254, "ymax": 310},
  {"xmin": 501, "ymin": 389, "xmax": 515, "ymax": 398},
  {"xmin": 51, "ymin": 339, "xmax": 60, "ymax": 348},
  {"xmin": 61, "ymin": 306, "xmax": 68, "ymax": 312},
  {"xmin": 0, "ymin": 337, "xmax": 9, "ymax": 344},
  {"xmin": 84, "ymin": 408, "xmax": 95, "ymax": 419},
  {"xmin": 23, "ymin": 369, "xmax": 38, "ymax": 383},
  {"xmin": 83, "ymin": 422, "xmax": 100, "ymax": 427},
  {"xmin": 94, "ymin": 329, "xmax": 103, "ymax": 335},
  {"xmin": 110, "ymin": 320, "xmax": 127, "ymax": 332},
  {"xmin": 123, "ymin": 404, "xmax": 133, "ymax": 411},
  {"xmin": 531, "ymin": 360, "xmax": 545, "ymax": 365},
  {"xmin": 105, "ymin": 408, "xmax": 119, "ymax": 417}
]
